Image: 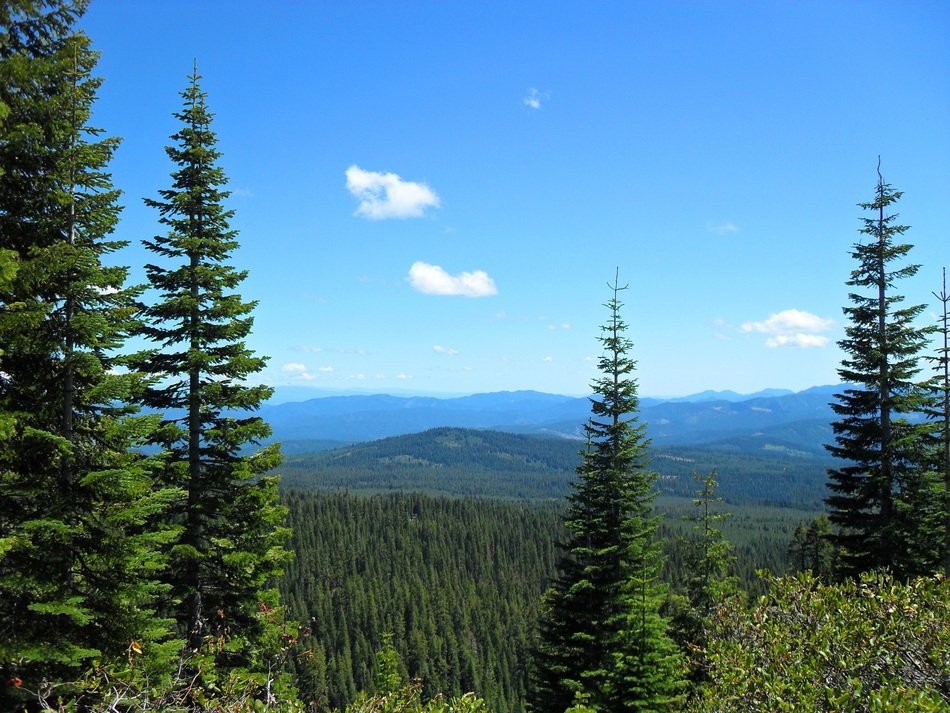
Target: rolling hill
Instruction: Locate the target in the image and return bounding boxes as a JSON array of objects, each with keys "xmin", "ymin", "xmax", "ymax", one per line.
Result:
[{"xmin": 277, "ymin": 426, "xmax": 834, "ymax": 508}]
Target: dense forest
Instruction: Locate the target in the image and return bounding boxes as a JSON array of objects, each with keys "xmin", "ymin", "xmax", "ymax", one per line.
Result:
[
  {"xmin": 2, "ymin": 2, "xmax": 948, "ymax": 712},
  {"xmin": 278, "ymin": 426, "xmax": 832, "ymax": 508},
  {"xmin": 280, "ymin": 492, "xmax": 562, "ymax": 712},
  {"xmin": 276, "ymin": 491, "xmax": 811, "ymax": 712}
]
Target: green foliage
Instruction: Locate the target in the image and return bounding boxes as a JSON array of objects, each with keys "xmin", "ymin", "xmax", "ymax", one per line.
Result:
[
  {"xmin": 691, "ymin": 571, "xmax": 950, "ymax": 711},
  {"xmin": 339, "ymin": 680, "xmax": 488, "ymax": 713},
  {"xmin": 8, "ymin": 642, "xmax": 306, "ymax": 711},
  {"xmin": 128, "ymin": 67, "xmax": 293, "ymax": 700},
  {"xmin": 826, "ymin": 173, "xmax": 939, "ymax": 579},
  {"xmin": 0, "ymin": 2, "xmax": 180, "ymax": 707},
  {"xmin": 926, "ymin": 268, "xmax": 950, "ymax": 579},
  {"xmin": 666, "ymin": 471, "xmax": 739, "ymax": 686},
  {"xmin": 337, "ymin": 636, "xmax": 487, "ymax": 713},
  {"xmin": 373, "ymin": 633, "xmax": 406, "ymax": 696},
  {"xmin": 787, "ymin": 514, "xmax": 837, "ymax": 582},
  {"xmin": 532, "ymin": 275, "xmax": 686, "ymax": 712}
]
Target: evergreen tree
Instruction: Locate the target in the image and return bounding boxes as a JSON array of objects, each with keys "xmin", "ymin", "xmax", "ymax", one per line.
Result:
[
  {"xmin": 788, "ymin": 515, "xmax": 836, "ymax": 583},
  {"xmin": 0, "ymin": 0, "xmax": 179, "ymax": 705},
  {"xmin": 531, "ymin": 272, "xmax": 685, "ymax": 712},
  {"xmin": 927, "ymin": 268, "xmax": 950, "ymax": 578},
  {"xmin": 669, "ymin": 470, "xmax": 738, "ymax": 684},
  {"xmin": 825, "ymin": 167, "xmax": 937, "ymax": 579},
  {"xmin": 133, "ymin": 67, "xmax": 292, "ymax": 689}
]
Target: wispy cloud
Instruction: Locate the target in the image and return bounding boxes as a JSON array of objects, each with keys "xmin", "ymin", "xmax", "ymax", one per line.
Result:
[
  {"xmin": 408, "ymin": 261, "xmax": 497, "ymax": 297},
  {"xmin": 345, "ymin": 165, "xmax": 440, "ymax": 220},
  {"xmin": 764, "ymin": 334, "xmax": 830, "ymax": 348},
  {"xmin": 282, "ymin": 362, "xmax": 315, "ymax": 381},
  {"xmin": 433, "ymin": 345, "xmax": 460, "ymax": 356},
  {"xmin": 523, "ymin": 87, "xmax": 548, "ymax": 110},
  {"xmin": 708, "ymin": 221, "xmax": 740, "ymax": 235},
  {"xmin": 543, "ymin": 355, "xmax": 554, "ymax": 363},
  {"xmin": 741, "ymin": 308, "xmax": 834, "ymax": 348}
]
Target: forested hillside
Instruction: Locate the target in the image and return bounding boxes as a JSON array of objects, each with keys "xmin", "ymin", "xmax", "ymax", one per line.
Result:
[{"xmin": 277, "ymin": 427, "xmax": 833, "ymax": 508}]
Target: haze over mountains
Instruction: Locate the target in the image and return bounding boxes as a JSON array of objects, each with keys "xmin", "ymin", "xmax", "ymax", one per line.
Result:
[{"xmin": 264, "ymin": 384, "xmax": 842, "ymax": 455}]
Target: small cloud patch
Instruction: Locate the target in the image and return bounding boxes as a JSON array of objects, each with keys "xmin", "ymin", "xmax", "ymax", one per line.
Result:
[
  {"xmin": 523, "ymin": 88, "xmax": 548, "ymax": 110},
  {"xmin": 345, "ymin": 165, "xmax": 440, "ymax": 220},
  {"xmin": 408, "ymin": 261, "xmax": 497, "ymax": 297},
  {"xmin": 708, "ymin": 221, "xmax": 740, "ymax": 235},
  {"xmin": 282, "ymin": 362, "xmax": 315, "ymax": 381},
  {"xmin": 741, "ymin": 308, "xmax": 834, "ymax": 348}
]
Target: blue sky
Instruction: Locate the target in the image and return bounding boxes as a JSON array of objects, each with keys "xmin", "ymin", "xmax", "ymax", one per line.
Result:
[{"xmin": 80, "ymin": 1, "xmax": 949, "ymax": 398}]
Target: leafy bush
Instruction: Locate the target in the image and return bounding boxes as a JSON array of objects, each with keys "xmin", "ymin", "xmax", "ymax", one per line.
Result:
[{"xmin": 691, "ymin": 571, "xmax": 950, "ymax": 711}]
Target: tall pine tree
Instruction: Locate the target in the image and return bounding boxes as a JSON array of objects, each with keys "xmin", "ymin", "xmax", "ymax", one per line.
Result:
[
  {"xmin": 927, "ymin": 268, "xmax": 950, "ymax": 578},
  {"xmin": 825, "ymin": 166, "xmax": 937, "ymax": 579},
  {"xmin": 133, "ymin": 66, "xmax": 292, "ymax": 690},
  {"xmin": 531, "ymin": 272, "xmax": 685, "ymax": 712},
  {"xmin": 0, "ymin": 0, "xmax": 179, "ymax": 705}
]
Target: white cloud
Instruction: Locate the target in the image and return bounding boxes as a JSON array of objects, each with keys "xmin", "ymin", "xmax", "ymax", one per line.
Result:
[
  {"xmin": 742, "ymin": 309, "xmax": 834, "ymax": 335},
  {"xmin": 408, "ymin": 261, "xmax": 497, "ymax": 297},
  {"xmin": 708, "ymin": 221, "xmax": 740, "ymax": 234},
  {"xmin": 282, "ymin": 362, "xmax": 315, "ymax": 380},
  {"xmin": 543, "ymin": 355, "xmax": 554, "ymax": 363},
  {"xmin": 765, "ymin": 334, "xmax": 830, "ymax": 348},
  {"xmin": 345, "ymin": 165, "xmax": 440, "ymax": 220},
  {"xmin": 433, "ymin": 345, "xmax": 459, "ymax": 356},
  {"xmin": 523, "ymin": 88, "xmax": 547, "ymax": 109},
  {"xmin": 741, "ymin": 308, "xmax": 834, "ymax": 349},
  {"xmin": 318, "ymin": 366, "xmax": 334, "ymax": 373},
  {"xmin": 396, "ymin": 372, "xmax": 412, "ymax": 380}
]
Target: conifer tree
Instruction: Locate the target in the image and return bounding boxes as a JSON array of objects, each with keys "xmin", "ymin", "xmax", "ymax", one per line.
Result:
[
  {"xmin": 825, "ymin": 166, "xmax": 937, "ymax": 579},
  {"xmin": 133, "ymin": 66, "xmax": 292, "ymax": 686},
  {"xmin": 532, "ymin": 272, "xmax": 685, "ymax": 712},
  {"xmin": 928, "ymin": 268, "xmax": 950, "ymax": 578},
  {"xmin": 0, "ymin": 0, "xmax": 179, "ymax": 704},
  {"xmin": 669, "ymin": 470, "xmax": 738, "ymax": 684},
  {"xmin": 788, "ymin": 515, "xmax": 836, "ymax": 583}
]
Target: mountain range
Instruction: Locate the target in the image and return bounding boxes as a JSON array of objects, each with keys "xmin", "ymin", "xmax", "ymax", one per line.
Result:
[{"xmin": 263, "ymin": 384, "xmax": 843, "ymax": 456}]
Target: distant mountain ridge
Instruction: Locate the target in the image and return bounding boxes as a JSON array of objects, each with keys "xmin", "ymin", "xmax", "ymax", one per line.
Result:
[{"xmin": 262, "ymin": 385, "xmax": 843, "ymax": 455}]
